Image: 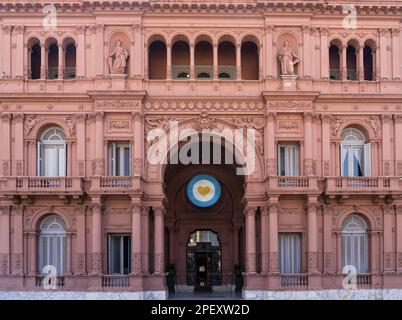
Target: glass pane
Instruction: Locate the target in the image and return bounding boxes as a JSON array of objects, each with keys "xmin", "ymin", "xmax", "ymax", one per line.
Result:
[
  {"xmin": 116, "ymin": 148, "xmax": 121, "ymax": 176},
  {"xmin": 279, "ymin": 147, "xmax": 285, "ymax": 176},
  {"xmin": 342, "ymin": 147, "xmax": 349, "ymax": 176},
  {"xmin": 124, "ymin": 147, "xmax": 130, "ymax": 176}
]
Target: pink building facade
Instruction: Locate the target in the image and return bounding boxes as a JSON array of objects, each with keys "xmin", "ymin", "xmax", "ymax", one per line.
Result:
[{"xmin": 0, "ymin": 0, "xmax": 402, "ymax": 299}]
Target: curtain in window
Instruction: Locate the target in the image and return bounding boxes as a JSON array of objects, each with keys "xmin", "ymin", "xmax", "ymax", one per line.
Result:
[{"xmin": 279, "ymin": 233, "xmax": 301, "ymax": 274}]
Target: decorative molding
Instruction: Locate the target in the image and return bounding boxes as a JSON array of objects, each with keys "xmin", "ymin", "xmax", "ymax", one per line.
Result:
[
  {"xmin": 144, "ymin": 100, "xmax": 264, "ymax": 111},
  {"xmin": 95, "ymin": 100, "xmax": 138, "ymax": 109}
]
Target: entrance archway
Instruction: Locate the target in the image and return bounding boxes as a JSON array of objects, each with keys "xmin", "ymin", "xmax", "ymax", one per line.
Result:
[
  {"xmin": 187, "ymin": 230, "xmax": 221, "ymax": 291},
  {"xmin": 163, "ymin": 140, "xmax": 245, "ymax": 293}
]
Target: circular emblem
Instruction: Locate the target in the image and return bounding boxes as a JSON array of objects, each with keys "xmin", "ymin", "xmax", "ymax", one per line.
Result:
[{"xmin": 187, "ymin": 174, "xmax": 221, "ymax": 208}]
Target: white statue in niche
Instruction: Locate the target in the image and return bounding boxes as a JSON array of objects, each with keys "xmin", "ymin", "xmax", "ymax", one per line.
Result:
[
  {"xmin": 278, "ymin": 40, "xmax": 300, "ymax": 75},
  {"xmin": 107, "ymin": 40, "xmax": 129, "ymax": 74}
]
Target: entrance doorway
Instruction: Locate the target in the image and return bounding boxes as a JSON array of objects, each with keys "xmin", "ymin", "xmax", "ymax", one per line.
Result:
[{"xmin": 187, "ymin": 230, "xmax": 222, "ymax": 292}]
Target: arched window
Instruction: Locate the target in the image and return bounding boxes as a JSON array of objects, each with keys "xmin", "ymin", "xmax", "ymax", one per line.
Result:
[
  {"xmin": 38, "ymin": 127, "xmax": 67, "ymax": 177},
  {"xmin": 195, "ymin": 41, "xmax": 213, "ymax": 80},
  {"xmin": 47, "ymin": 41, "xmax": 59, "ymax": 79},
  {"xmin": 172, "ymin": 40, "xmax": 190, "ymax": 80},
  {"xmin": 64, "ymin": 42, "xmax": 76, "ymax": 79},
  {"xmin": 28, "ymin": 38, "xmax": 41, "ymax": 79},
  {"xmin": 363, "ymin": 40, "xmax": 376, "ymax": 81},
  {"xmin": 341, "ymin": 127, "xmax": 371, "ymax": 177},
  {"xmin": 241, "ymin": 41, "xmax": 259, "ymax": 80},
  {"xmin": 329, "ymin": 44, "xmax": 341, "ymax": 80},
  {"xmin": 148, "ymin": 40, "xmax": 167, "ymax": 79},
  {"xmin": 341, "ymin": 214, "xmax": 369, "ymax": 273},
  {"xmin": 38, "ymin": 215, "xmax": 67, "ymax": 275},
  {"xmin": 218, "ymin": 41, "xmax": 236, "ymax": 80},
  {"xmin": 346, "ymin": 44, "xmax": 357, "ymax": 80}
]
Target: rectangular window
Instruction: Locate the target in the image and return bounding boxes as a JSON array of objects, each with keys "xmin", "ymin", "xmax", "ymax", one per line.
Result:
[
  {"xmin": 277, "ymin": 144, "xmax": 299, "ymax": 176},
  {"xmin": 279, "ymin": 233, "xmax": 301, "ymax": 274},
  {"xmin": 108, "ymin": 234, "xmax": 131, "ymax": 275},
  {"xmin": 108, "ymin": 142, "xmax": 131, "ymax": 176}
]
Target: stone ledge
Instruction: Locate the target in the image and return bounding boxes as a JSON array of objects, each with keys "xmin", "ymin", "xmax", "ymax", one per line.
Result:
[
  {"xmin": 0, "ymin": 290, "xmax": 167, "ymax": 300},
  {"xmin": 243, "ymin": 289, "xmax": 402, "ymax": 300}
]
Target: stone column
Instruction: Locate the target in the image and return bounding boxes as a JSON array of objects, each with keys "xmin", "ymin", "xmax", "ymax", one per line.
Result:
[
  {"xmin": 131, "ymin": 24, "xmax": 142, "ymax": 77},
  {"xmin": 302, "ymin": 26, "xmax": 311, "ymax": 78},
  {"xmin": 358, "ymin": 45, "xmax": 364, "ymax": 81},
  {"xmin": 95, "ymin": 24, "xmax": 105, "ymax": 77},
  {"xmin": 189, "ymin": 43, "xmax": 195, "ymax": 79},
  {"xmin": 341, "ymin": 45, "xmax": 347, "ymax": 80},
  {"xmin": 76, "ymin": 26, "xmax": 85, "ymax": 78},
  {"xmin": 1, "ymin": 113, "xmax": 11, "ymax": 176},
  {"xmin": 245, "ymin": 207, "xmax": 256, "ymax": 273},
  {"xmin": 265, "ymin": 24, "xmax": 273, "ymax": 78},
  {"xmin": 268, "ymin": 197, "xmax": 279, "ymax": 273},
  {"xmin": 75, "ymin": 207, "xmax": 86, "ymax": 275},
  {"xmin": 233, "ymin": 225, "xmax": 240, "ymax": 265},
  {"xmin": 58, "ymin": 43, "xmax": 64, "ymax": 79},
  {"xmin": 13, "ymin": 114, "xmax": 24, "ymax": 176},
  {"xmin": 0, "ymin": 205, "xmax": 10, "ymax": 275},
  {"xmin": 154, "ymin": 206, "xmax": 165, "ymax": 274},
  {"xmin": 381, "ymin": 114, "xmax": 392, "ymax": 176},
  {"xmin": 261, "ymin": 206, "xmax": 269, "ymax": 273},
  {"xmin": 168, "ymin": 225, "xmax": 175, "ymax": 264},
  {"xmin": 322, "ymin": 205, "xmax": 333, "ymax": 273},
  {"xmin": 396, "ymin": 205, "xmax": 402, "ymax": 273},
  {"xmin": 90, "ymin": 202, "xmax": 103, "ymax": 275},
  {"xmin": 40, "ymin": 42, "xmax": 46, "ymax": 79},
  {"xmin": 2, "ymin": 26, "xmax": 11, "ymax": 77},
  {"xmin": 321, "ymin": 115, "xmax": 331, "ymax": 176},
  {"xmin": 307, "ymin": 197, "xmax": 319, "ymax": 274},
  {"xmin": 370, "ymin": 232, "xmax": 379, "ymax": 274},
  {"xmin": 94, "ymin": 112, "xmax": 104, "ymax": 176},
  {"xmin": 14, "ymin": 25, "xmax": 24, "ymax": 78},
  {"xmin": 27, "ymin": 232, "xmax": 37, "ymax": 275},
  {"xmin": 166, "ymin": 43, "xmax": 171, "ymax": 79},
  {"xmin": 374, "ymin": 45, "xmax": 380, "ymax": 80},
  {"xmin": 66, "ymin": 233, "xmax": 73, "ymax": 275},
  {"xmin": 213, "ymin": 43, "xmax": 218, "ymax": 80},
  {"xmin": 75, "ymin": 114, "xmax": 86, "ymax": 176},
  {"xmin": 265, "ymin": 112, "xmax": 276, "ymax": 176},
  {"xmin": 144, "ymin": 42, "xmax": 148, "ymax": 79},
  {"xmin": 11, "ymin": 206, "xmax": 23, "ymax": 276},
  {"xmin": 320, "ymin": 28, "xmax": 329, "ymax": 79},
  {"xmin": 130, "ymin": 201, "xmax": 142, "ymax": 274},
  {"xmin": 392, "ymin": 29, "xmax": 401, "ymax": 79},
  {"xmin": 394, "ymin": 115, "xmax": 402, "ymax": 176},
  {"xmin": 132, "ymin": 111, "xmax": 144, "ymax": 176},
  {"xmin": 141, "ymin": 206, "xmax": 149, "ymax": 273},
  {"xmin": 383, "ymin": 205, "xmax": 394, "ymax": 272},
  {"xmin": 303, "ymin": 112, "xmax": 314, "ymax": 176},
  {"xmin": 379, "ymin": 28, "xmax": 389, "ymax": 80},
  {"xmin": 236, "ymin": 43, "xmax": 241, "ymax": 80}
]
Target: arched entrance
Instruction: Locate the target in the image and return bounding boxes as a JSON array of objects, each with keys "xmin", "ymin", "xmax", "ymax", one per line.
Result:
[
  {"xmin": 187, "ymin": 230, "xmax": 221, "ymax": 291},
  {"xmin": 163, "ymin": 140, "xmax": 245, "ymax": 293}
]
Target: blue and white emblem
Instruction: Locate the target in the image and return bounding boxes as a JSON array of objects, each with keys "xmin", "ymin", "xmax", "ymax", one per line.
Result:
[{"xmin": 187, "ymin": 174, "xmax": 221, "ymax": 208}]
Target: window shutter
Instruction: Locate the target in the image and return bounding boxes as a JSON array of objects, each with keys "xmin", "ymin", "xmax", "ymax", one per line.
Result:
[
  {"xmin": 109, "ymin": 143, "xmax": 116, "ymax": 176},
  {"xmin": 37, "ymin": 141, "xmax": 43, "ymax": 176},
  {"xmin": 364, "ymin": 143, "xmax": 371, "ymax": 176}
]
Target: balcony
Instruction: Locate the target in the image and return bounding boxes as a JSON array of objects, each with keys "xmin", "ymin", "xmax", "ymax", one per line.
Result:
[
  {"xmin": 268, "ymin": 176, "xmax": 320, "ymax": 194},
  {"xmin": 280, "ymin": 274, "xmax": 308, "ymax": 288},
  {"xmin": 89, "ymin": 176, "xmax": 140, "ymax": 194},
  {"xmin": 326, "ymin": 177, "xmax": 401, "ymax": 196},
  {"xmin": 102, "ymin": 275, "xmax": 130, "ymax": 288},
  {"xmin": 0, "ymin": 176, "xmax": 84, "ymax": 196}
]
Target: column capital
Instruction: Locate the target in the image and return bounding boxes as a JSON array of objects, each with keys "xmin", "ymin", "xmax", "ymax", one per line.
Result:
[
  {"xmin": 1, "ymin": 113, "xmax": 12, "ymax": 122},
  {"xmin": 393, "ymin": 114, "xmax": 402, "ymax": 123},
  {"xmin": 391, "ymin": 28, "xmax": 400, "ymax": 36},
  {"xmin": 12, "ymin": 113, "xmax": 25, "ymax": 123},
  {"xmin": 131, "ymin": 111, "xmax": 144, "ymax": 121},
  {"xmin": 303, "ymin": 112, "xmax": 313, "ymax": 121},
  {"xmin": 320, "ymin": 114, "xmax": 331, "ymax": 123},
  {"xmin": 153, "ymin": 206, "xmax": 165, "ymax": 217},
  {"xmin": 379, "ymin": 28, "xmax": 390, "ymax": 37},
  {"xmin": 244, "ymin": 206, "xmax": 257, "ymax": 217},
  {"xmin": 320, "ymin": 28, "xmax": 330, "ymax": 36},
  {"xmin": 381, "ymin": 114, "xmax": 392, "ymax": 123},
  {"xmin": 74, "ymin": 113, "xmax": 87, "ymax": 123},
  {"xmin": 94, "ymin": 111, "xmax": 105, "ymax": 121},
  {"xmin": 264, "ymin": 111, "xmax": 277, "ymax": 121}
]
